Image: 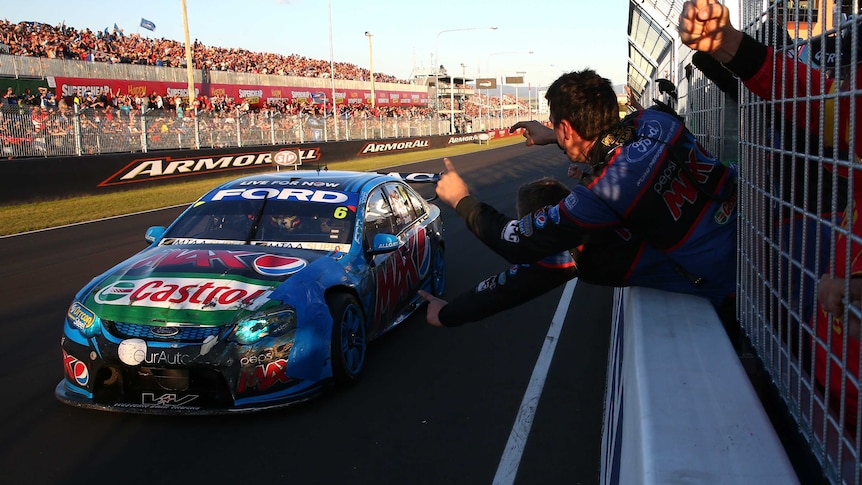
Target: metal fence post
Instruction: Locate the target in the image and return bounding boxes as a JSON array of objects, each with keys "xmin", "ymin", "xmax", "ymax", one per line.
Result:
[
  {"xmin": 141, "ymin": 113, "xmax": 148, "ymax": 153},
  {"xmin": 193, "ymin": 109, "xmax": 200, "ymax": 149},
  {"xmin": 72, "ymin": 104, "xmax": 82, "ymax": 156},
  {"xmin": 236, "ymin": 109, "xmax": 242, "ymax": 148}
]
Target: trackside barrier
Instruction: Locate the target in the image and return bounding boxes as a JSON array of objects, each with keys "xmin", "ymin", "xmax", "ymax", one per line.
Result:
[
  {"xmin": 0, "ymin": 129, "xmax": 523, "ymax": 205},
  {"xmin": 600, "ymin": 287, "xmax": 798, "ymax": 484}
]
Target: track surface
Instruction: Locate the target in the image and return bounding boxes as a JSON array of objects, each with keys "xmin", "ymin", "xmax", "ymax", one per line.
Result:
[{"xmin": 0, "ymin": 143, "xmax": 613, "ymax": 485}]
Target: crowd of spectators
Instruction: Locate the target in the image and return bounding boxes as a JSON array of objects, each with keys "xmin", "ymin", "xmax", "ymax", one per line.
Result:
[
  {"xmin": 0, "ymin": 18, "xmax": 408, "ymax": 84},
  {"xmin": 0, "ymin": 17, "xmax": 533, "ymax": 158}
]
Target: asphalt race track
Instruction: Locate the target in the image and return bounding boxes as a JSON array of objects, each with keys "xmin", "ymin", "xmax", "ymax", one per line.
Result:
[{"xmin": 0, "ymin": 143, "xmax": 614, "ymax": 485}]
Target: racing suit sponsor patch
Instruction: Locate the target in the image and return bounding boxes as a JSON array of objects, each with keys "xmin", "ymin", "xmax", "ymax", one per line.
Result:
[
  {"xmin": 476, "ymin": 276, "xmax": 497, "ymax": 293},
  {"xmin": 563, "ymin": 192, "xmax": 578, "ymax": 212},
  {"xmin": 548, "ymin": 205, "xmax": 561, "ymax": 224},
  {"xmin": 533, "ymin": 209, "xmax": 548, "ymax": 229},
  {"xmin": 625, "ymin": 120, "xmax": 661, "ymax": 162},
  {"xmin": 714, "ymin": 192, "xmax": 737, "ymax": 225},
  {"xmin": 501, "ymin": 220, "xmax": 520, "ymax": 242},
  {"xmin": 518, "ymin": 215, "xmax": 533, "ymax": 238}
]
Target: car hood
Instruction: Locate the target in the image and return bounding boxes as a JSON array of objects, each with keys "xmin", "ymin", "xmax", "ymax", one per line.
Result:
[{"xmin": 80, "ymin": 246, "xmax": 329, "ymax": 327}]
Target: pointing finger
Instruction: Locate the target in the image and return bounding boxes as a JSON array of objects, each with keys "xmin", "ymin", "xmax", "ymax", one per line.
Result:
[{"xmin": 443, "ymin": 157, "xmax": 455, "ymax": 173}]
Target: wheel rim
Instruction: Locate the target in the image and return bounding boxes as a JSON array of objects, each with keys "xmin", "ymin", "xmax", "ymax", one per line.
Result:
[
  {"xmin": 340, "ymin": 303, "xmax": 366, "ymax": 375},
  {"xmin": 432, "ymin": 250, "xmax": 446, "ymax": 296}
]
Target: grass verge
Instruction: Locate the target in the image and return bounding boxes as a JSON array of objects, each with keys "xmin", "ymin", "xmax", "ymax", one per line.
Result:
[{"xmin": 1, "ymin": 137, "xmax": 522, "ymax": 236}]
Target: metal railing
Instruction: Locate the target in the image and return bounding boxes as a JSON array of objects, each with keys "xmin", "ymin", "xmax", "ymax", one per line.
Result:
[{"xmin": 0, "ymin": 103, "xmax": 523, "ymax": 159}]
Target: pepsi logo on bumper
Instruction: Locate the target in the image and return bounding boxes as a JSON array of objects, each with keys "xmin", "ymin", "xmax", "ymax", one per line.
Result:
[
  {"xmin": 63, "ymin": 351, "xmax": 89, "ymax": 386},
  {"xmin": 253, "ymin": 255, "xmax": 307, "ymax": 276}
]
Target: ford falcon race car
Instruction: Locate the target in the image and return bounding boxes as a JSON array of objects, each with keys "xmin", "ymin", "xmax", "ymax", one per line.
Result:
[{"xmin": 56, "ymin": 170, "xmax": 445, "ymax": 414}]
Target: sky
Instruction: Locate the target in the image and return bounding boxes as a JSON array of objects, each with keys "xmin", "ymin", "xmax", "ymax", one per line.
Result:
[{"xmin": 6, "ymin": 0, "xmax": 629, "ymax": 89}]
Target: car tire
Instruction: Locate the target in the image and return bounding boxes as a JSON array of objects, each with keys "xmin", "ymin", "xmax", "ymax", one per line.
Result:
[
  {"xmin": 327, "ymin": 293, "xmax": 366, "ymax": 386},
  {"xmin": 431, "ymin": 247, "xmax": 446, "ymax": 297}
]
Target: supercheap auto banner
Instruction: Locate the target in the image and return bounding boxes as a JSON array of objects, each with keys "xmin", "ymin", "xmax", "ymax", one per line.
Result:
[{"xmin": 52, "ymin": 76, "xmax": 430, "ymax": 107}]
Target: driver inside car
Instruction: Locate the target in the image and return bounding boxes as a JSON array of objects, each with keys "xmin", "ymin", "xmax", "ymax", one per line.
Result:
[{"xmin": 269, "ymin": 214, "xmax": 303, "ymax": 232}]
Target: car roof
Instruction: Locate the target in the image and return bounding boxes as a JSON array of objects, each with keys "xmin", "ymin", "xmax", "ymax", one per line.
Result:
[{"xmin": 213, "ymin": 170, "xmax": 399, "ymax": 195}]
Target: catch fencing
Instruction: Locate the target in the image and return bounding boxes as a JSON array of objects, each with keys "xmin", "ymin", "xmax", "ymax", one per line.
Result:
[
  {"xmin": 0, "ymin": 105, "xmax": 508, "ymax": 159},
  {"xmin": 632, "ymin": 0, "xmax": 862, "ymax": 483}
]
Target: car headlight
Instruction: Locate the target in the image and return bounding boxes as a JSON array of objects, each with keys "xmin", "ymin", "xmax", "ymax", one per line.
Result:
[
  {"xmin": 66, "ymin": 302, "xmax": 101, "ymax": 338},
  {"xmin": 230, "ymin": 307, "xmax": 298, "ymax": 345}
]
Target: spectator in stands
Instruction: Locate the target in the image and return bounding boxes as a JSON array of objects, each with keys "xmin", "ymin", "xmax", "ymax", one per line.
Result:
[
  {"xmin": 678, "ymin": 0, "xmax": 862, "ymax": 434},
  {"xmin": 431, "ymin": 69, "xmax": 738, "ymax": 320},
  {"xmin": 0, "ymin": 19, "xmax": 410, "ymax": 84},
  {"xmin": 3, "ymin": 87, "xmax": 17, "ymax": 109},
  {"xmin": 174, "ymin": 95, "xmax": 183, "ymax": 120}
]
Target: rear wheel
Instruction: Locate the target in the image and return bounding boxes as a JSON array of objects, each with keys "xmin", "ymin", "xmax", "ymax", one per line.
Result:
[{"xmin": 327, "ymin": 293, "xmax": 366, "ymax": 386}]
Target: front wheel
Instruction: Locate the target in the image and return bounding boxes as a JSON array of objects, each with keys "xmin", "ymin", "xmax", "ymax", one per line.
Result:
[
  {"xmin": 327, "ymin": 293, "xmax": 366, "ymax": 386},
  {"xmin": 430, "ymin": 247, "xmax": 446, "ymax": 297}
]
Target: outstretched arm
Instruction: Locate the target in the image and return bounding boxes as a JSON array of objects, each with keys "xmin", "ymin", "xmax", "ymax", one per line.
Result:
[
  {"xmin": 436, "ymin": 157, "xmax": 595, "ymax": 264},
  {"xmin": 509, "ymin": 120, "xmax": 557, "ymax": 147},
  {"xmin": 419, "ymin": 256, "xmax": 578, "ymax": 327},
  {"xmin": 677, "ymin": 0, "xmax": 744, "ymax": 63}
]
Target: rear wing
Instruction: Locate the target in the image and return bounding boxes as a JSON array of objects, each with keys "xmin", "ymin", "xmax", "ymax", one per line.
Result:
[{"xmin": 383, "ymin": 172, "xmax": 441, "ymax": 201}]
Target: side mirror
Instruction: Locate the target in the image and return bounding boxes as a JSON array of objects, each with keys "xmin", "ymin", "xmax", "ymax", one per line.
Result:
[
  {"xmin": 367, "ymin": 233, "xmax": 400, "ymax": 255},
  {"xmin": 145, "ymin": 226, "xmax": 166, "ymax": 244}
]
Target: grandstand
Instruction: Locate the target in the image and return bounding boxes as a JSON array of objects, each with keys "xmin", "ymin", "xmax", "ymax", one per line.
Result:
[{"xmin": 0, "ymin": 18, "xmax": 539, "ymax": 159}]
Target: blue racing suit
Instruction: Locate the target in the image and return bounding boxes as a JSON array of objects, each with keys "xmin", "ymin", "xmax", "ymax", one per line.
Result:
[{"xmin": 449, "ymin": 107, "xmax": 738, "ymax": 318}]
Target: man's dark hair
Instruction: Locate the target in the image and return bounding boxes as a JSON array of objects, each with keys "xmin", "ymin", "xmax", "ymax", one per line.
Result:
[
  {"xmin": 545, "ymin": 69, "xmax": 619, "ymax": 140},
  {"xmin": 516, "ymin": 178, "xmax": 571, "ymax": 217}
]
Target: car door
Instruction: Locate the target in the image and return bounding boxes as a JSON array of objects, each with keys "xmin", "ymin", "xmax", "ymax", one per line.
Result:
[{"xmin": 363, "ymin": 183, "xmax": 427, "ymax": 336}]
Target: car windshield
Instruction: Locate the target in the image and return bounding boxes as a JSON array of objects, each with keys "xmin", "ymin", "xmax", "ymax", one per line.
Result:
[{"xmin": 162, "ymin": 198, "xmax": 355, "ymax": 246}]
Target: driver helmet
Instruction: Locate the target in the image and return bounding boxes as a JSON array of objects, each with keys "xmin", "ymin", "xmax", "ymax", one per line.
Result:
[{"xmin": 270, "ymin": 214, "xmax": 301, "ymax": 231}]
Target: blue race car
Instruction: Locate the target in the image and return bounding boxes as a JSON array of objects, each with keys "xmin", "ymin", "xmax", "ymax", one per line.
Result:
[{"xmin": 56, "ymin": 170, "xmax": 445, "ymax": 414}]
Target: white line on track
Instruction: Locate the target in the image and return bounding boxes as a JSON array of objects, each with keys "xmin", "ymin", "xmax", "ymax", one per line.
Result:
[
  {"xmin": 0, "ymin": 204, "xmax": 188, "ymax": 239},
  {"xmin": 492, "ymin": 278, "xmax": 578, "ymax": 485}
]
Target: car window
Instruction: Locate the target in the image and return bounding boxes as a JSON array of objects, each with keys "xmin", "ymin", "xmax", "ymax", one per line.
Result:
[
  {"xmin": 364, "ymin": 187, "xmax": 397, "ymax": 246},
  {"xmin": 162, "ymin": 199, "xmax": 354, "ymax": 245},
  {"xmin": 385, "ymin": 183, "xmax": 417, "ymax": 232},
  {"xmin": 401, "ymin": 184, "xmax": 428, "ymax": 219},
  {"xmin": 163, "ymin": 200, "xmax": 256, "ymax": 241},
  {"xmin": 260, "ymin": 201, "xmax": 354, "ymax": 244}
]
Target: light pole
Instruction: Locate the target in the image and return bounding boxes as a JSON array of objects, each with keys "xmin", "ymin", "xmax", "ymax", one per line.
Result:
[
  {"xmin": 458, "ymin": 63, "xmax": 466, "ymax": 132},
  {"xmin": 515, "ymin": 71, "xmax": 526, "ymax": 120},
  {"xmin": 486, "ymin": 51, "xmax": 533, "ymax": 129},
  {"xmin": 365, "ymin": 31, "xmax": 375, "ymax": 108},
  {"xmin": 327, "ymin": 0, "xmax": 338, "ymax": 140},
  {"xmin": 435, "ymin": 26, "xmax": 497, "ymax": 132}
]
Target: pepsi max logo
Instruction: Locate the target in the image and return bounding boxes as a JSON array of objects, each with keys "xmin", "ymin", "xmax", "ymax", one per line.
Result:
[
  {"xmin": 253, "ymin": 255, "xmax": 307, "ymax": 276},
  {"xmin": 534, "ymin": 209, "xmax": 548, "ymax": 229},
  {"xmin": 63, "ymin": 351, "xmax": 89, "ymax": 386}
]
